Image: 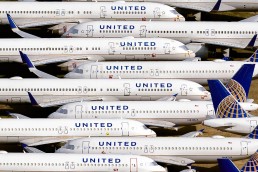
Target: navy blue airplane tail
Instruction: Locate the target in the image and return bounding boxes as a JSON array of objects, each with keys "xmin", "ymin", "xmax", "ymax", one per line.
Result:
[
  {"xmin": 226, "ymin": 64, "xmax": 255, "ymax": 102},
  {"xmin": 218, "ymin": 149, "xmax": 258, "ymax": 172},
  {"xmin": 208, "ymin": 80, "xmax": 248, "ymax": 118}
]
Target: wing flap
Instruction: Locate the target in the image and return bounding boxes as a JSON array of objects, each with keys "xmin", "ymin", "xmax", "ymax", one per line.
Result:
[{"xmin": 148, "ymin": 156, "xmax": 195, "ymax": 166}]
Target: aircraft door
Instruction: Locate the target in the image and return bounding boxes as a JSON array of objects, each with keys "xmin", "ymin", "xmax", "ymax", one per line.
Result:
[
  {"xmin": 61, "ymin": 9, "xmax": 65, "ymax": 16},
  {"xmin": 150, "ymin": 69, "xmax": 154, "ymax": 76},
  {"xmin": 205, "ymin": 29, "xmax": 209, "ymax": 36},
  {"xmin": 144, "ymin": 145, "xmax": 148, "ymax": 153},
  {"xmin": 121, "ymin": 122, "xmax": 129, "ymax": 136},
  {"xmin": 149, "ymin": 145, "xmax": 154, "ymax": 153},
  {"xmin": 155, "ymin": 69, "xmax": 159, "ymax": 76},
  {"xmin": 82, "ymin": 141, "xmax": 90, "ymax": 154},
  {"xmin": 250, "ymin": 120, "xmax": 257, "ymax": 132},
  {"xmin": 100, "ymin": 6, "xmax": 107, "ymax": 18},
  {"xmin": 87, "ymin": 25, "xmax": 93, "ymax": 37},
  {"xmin": 164, "ymin": 43, "xmax": 171, "ymax": 54},
  {"xmin": 181, "ymin": 84, "xmax": 188, "ymax": 96},
  {"xmin": 75, "ymin": 105, "xmax": 83, "ymax": 119},
  {"xmin": 108, "ymin": 42, "xmax": 115, "ymax": 55},
  {"xmin": 241, "ymin": 141, "xmax": 248, "ymax": 155},
  {"xmin": 140, "ymin": 25, "xmax": 147, "ymax": 37},
  {"xmin": 123, "ymin": 83, "xmax": 131, "ymax": 96},
  {"xmin": 206, "ymin": 104, "xmax": 215, "ymax": 117},
  {"xmin": 154, "ymin": 7, "xmax": 161, "ymax": 18},
  {"xmin": 90, "ymin": 65, "xmax": 98, "ymax": 79},
  {"xmin": 64, "ymin": 46, "xmax": 68, "ymax": 53},
  {"xmin": 56, "ymin": 9, "xmax": 60, "ymax": 16},
  {"xmin": 130, "ymin": 158, "xmax": 138, "ymax": 172}
]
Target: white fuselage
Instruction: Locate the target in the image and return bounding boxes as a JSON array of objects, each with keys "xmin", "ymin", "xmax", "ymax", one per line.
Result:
[
  {"xmin": 0, "ymin": 38, "xmax": 193, "ymax": 64},
  {"xmin": 49, "ymin": 101, "xmax": 258, "ymax": 126},
  {"xmin": 0, "ymin": 2, "xmax": 184, "ymax": 27},
  {"xmin": 63, "ymin": 21, "xmax": 258, "ymax": 46},
  {"xmin": 204, "ymin": 117, "xmax": 258, "ymax": 134},
  {"xmin": 56, "ymin": 137, "xmax": 258, "ymax": 163},
  {"xmin": 64, "ymin": 0, "xmax": 258, "ymax": 11},
  {"xmin": 0, "ymin": 118, "xmax": 156, "ymax": 144},
  {"xmin": 65, "ymin": 61, "xmax": 258, "ymax": 84},
  {"xmin": 0, "ymin": 153, "xmax": 166, "ymax": 172},
  {"xmin": 0, "ymin": 78, "xmax": 210, "ymax": 104}
]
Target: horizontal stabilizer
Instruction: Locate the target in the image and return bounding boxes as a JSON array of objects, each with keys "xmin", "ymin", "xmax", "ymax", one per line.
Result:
[
  {"xmin": 247, "ymin": 125, "xmax": 258, "ymax": 139},
  {"xmin": 7, "ymin": 112, "xmax": 30, "ymax": 119},
  {"xmin": 240, "ymin": 14, "xmax": 258, "ymax": 22}
]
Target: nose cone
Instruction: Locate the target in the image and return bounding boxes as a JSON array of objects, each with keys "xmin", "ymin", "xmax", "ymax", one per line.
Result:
[
  {"xmin": 147, "ymin": 130, "xmax": 156, "ymax": 137},
  {"xmin": 202, "ymin": 91, "xmax": 211, "ymax": 101},
  {"xmin": 48, "ymin": 112, "xmax": 61, "ymax": 119},
  {"xmin": 178, "ymin": 15, "xmax": 185, "ymax": 21}
]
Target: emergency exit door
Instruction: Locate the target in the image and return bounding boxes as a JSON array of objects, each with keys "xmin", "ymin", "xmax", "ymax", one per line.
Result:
[
  {"xmin": 100, "ymin": 6, "xmax": 107, "ymax": 18},
  {"xmin": 130, "ymin": 158, "xmax": 138, "ymax": 172}
]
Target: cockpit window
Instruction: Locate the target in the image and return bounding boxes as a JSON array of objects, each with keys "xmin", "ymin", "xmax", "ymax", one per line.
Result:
[
  {"xmin": 170, "ymin": 10, "xmax": 179, "ymax": 15},
  {"xmin": 57, "ymin": 108, "xmax": 68, "ymax": 114},
  {"xmin": 74, "ymin": 68, "xmax": 83, "ymax": 74},
  {"xmin": 198, "ymin": 87, "xmax": 206, "ymax": 91},
  {"xmin": 180, "ymin": 45, "xmax": 189, "ymax": 51},
  {"xmin": 71, "ymin": 29, "xmax": 79, "ymax": 34}
]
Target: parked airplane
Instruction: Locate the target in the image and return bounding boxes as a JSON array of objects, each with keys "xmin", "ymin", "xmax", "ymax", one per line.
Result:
[
  {"xmin": 62, "ymin": 19, "xmax": 258, "ymax": 51},
  {"xmin": 0, "ymin": 29, "xmax": 194, "ymax": 68},
  {"xmin": 218, "ymin": 150, "xmax": 258, "ymax": 172},
  {"xmin": 64, "ymin": 51, "xmax": 258, "ymax": 84},
  {"xmin": 0, "ymin": 76, "xmax": 210, "ymax": 105},
  {"xmin": 203, "ymin": 79, "xmax": 258, "ymax": 134},
  {"xmin": 0, "ymin": 1, "xmax": 184, "ymax": 34},
  {"xmin": 21, "ymin": 52, "xmax": 256, "ymax": 105},
  {"xmin": 55, "ymin": 126, "xmax": 258, "ymax": 166},
  {"xmin": 0, "ymin": 153, "xmax": 166, "ymax": 172},
  {"xmin": 0, "ymin": 118, "xmax": 155, "ymax": 146}
]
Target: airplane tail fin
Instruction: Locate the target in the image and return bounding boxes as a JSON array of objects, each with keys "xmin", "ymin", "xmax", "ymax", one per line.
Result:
[
  {"xmin": 247, "ymin": 125, "xmax": 258, "ymax": 139},
  {"xmin": 240, "ymin": 149, "xmax": 258, "ymax": 171},
  {"xmin": 248, "ymin": 49, "xmax": 258, "ymax": 63},
  {"xmin": 208, "ymin": 80, "xmax": 248, "ymax": 118},
  {"xmin": 226, "ymin": 64, "xmax": 255, "ymax": 101},
  {"xmin": 217, "ymin": 158, "xmax": 239, "ymax": 172}
]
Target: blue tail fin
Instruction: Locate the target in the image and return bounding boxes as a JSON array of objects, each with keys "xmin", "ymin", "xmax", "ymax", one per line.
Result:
[
  {"xmin": 6, "ymin": 14, "xmax": 18, "ymax": 29},
  {"xmin": 208, "ymin": 80, "xmax": 248, "ymax": 118},
  {"xmin": 249, "ymin": 49, "xmax": 258, "ymax": 62},
  {"xmin": 241, "ymin": 150, "xmax": 258, "ymax": 171},
  {"xmin": 217, "ymin": 158, "xmax": 239, "ymax": 172},
  {"xmin": 247, "ymin": 125, "xmax": 258, "ymax": 139},
  {"xmin": 226, "ymin": 64, "xmax": 255, "ymax": 101}
]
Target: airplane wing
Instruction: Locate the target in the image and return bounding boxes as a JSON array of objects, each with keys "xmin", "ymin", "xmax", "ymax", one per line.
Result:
[
  {"xmin": 180, "ymin": 129, "xmax": 204, "ymax": 138},
  {"xmin": 21, "ymin": 137, "xmax": 82, "ymax": 147},
  {"xmin": 18, "ymin": 19, "xmax": 78, "ymax": 29},
  {"xmin": 192, "ymin": 34, "xmax": 257, "ymax": 49},
  {"xmin": 23, "ymin": 146, "xmax": 45, "ymax": 153},
  {"xmin": 173, "ymin": 0, "xmax": 235, "ymax": 12},
  {"xmin": 240, "ymin": 14, "xmax": 258, "ymax": 22},
  {"xmin": 148, "ymin": 156, "xmax": 195, "ymax": 166},
  {"xmin": 7, "ymin": 14, "xmax": 40, "ymax": 38},
  {"xmin": 7, "ymin": 112, "xmax": 30, "ymax": 119},
  {"xmin": 28, "ymin": 92, "xmax": 119, "ymax": 108},
  {"xmin": 136, "ymin": 119, "xmax": 176, "ymax": 129}
]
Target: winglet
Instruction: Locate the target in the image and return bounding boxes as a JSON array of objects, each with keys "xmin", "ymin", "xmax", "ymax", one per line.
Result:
[
  {"xmin": 248, "ymin": 49, "xmax": 258, "ymax": 62},
  {"xmin": 228, "ymin": 64, "xmax": 255, "ymax": 100},
  {"xmin": 212, "ymin": 0, "xmax": 221, "ymax": 11},
  {"xmin": 217, "ymin": 158, "xmax": 239, "ymax": 172},
  {"xmin": 28, "ymin": 92, "xmax": 39, "ymax": 106},
  {"xmin": 208, "ymin": 80, "xmax": 248, "ymax": 118},
  {"xmin": 21, "ymin": 143, "xmax": 28, "ymax": 149},
  {"xmin": 7, "ymin": 14, "xmax": 18, "ymax": 29},
  {"xmin": 247, "ymin": 34, "xmax": 257, "ymax": 47},
  {"xmin": 247, "ymin": 125, "xmax": 258, "ymax": 139},
  {"xmin": 19, "ymin": 51, "xmax": 35, "ymax": 68},
  {"xmin": 199, "ymin": 129, "xmax": 205, "ymax": 133}
]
